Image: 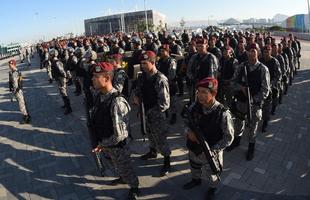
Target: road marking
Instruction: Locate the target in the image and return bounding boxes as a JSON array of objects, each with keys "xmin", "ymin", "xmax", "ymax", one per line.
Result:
[
  {"xmin": 286, "ymin": 161, "xmax": 293, "ymax": 170},
  {"xmin": 254, "ymin": 168, "xmax": 265, "ymax": 174}
]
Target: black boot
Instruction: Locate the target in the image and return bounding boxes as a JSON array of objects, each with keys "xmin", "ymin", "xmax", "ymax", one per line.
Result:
[
  {"xmin": 271, "ymin": 106, "xmax": 276, "ymax": 115},
  {"xmin": 128, "ymin": 187, "xmax": 140, "ymax": 200},
  {"xmin": 225, "ymin": 136, "xmax": 241, "ymax": 152},
  {"xmin": 169, "ymin": 113, "xmax": 177, "ymax": 125},
  {"xmin": 64, "ymin": 97, "xmax": 72, "ymax": 115},
  {"xmin": 262, "ymin": 120, "xmax": 268, "ymax": 132},
  {"xmin": 23, "ymin": 115, "xmax": 31, "ymax": 124},
  {"xmin": 49, "ymin": 78, "xmax": 53, "ymax": 84},
  {"xmin": 74, "ymin": 81, "xmax": 81, "ymax": 96},
  {"xmin": 160, "ymin": 156, "xmax": 171, "ymax": 176},
  {"xmin": 182, "ymin": 178, "xmax": 201, "ymax": 190},
  {"xmin": 140, "ymin": 148, "xmax": 157, "ymax": 160},
  {"xmin": 246, "ymin": 143, "xmax": 255, "ymax": 161},
  {"xmin": 205, "ymin": 187, "xmax": 217, "ymax": 200}
]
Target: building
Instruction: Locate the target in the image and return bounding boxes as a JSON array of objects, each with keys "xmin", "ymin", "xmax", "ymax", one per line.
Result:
[
  {"xmin": 0, "ymin": 43, "xmax": 20, "ymax": 59},
  {"xmin": 84, "ymin": 10, "xmax": 166, "ymax": 35},
  {"xmin": 281, "ymin": 14, "xmax": 309, "ymax": 32}
]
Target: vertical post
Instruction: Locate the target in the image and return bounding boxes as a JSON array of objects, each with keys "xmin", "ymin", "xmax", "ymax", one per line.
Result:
[
  {"xmin": 109, "ymin": 22, "xmax": 112, "ymax": 33},
  {"xmin": 144, "ymin": 0, "xmax": 149, "ymax": 32},
  {"xmin": 90, "ymin": 24, "xmax": 93, "ymax": 36},
  {"xmin": 308, "ymin": 0, "xmax": 310, "ymax": 32}
]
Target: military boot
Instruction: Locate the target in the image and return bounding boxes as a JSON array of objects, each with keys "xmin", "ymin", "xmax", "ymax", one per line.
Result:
[
  {"xmin": 64, "ymin": 97, "xmax": 72, "ymax": 115},
  {"xmin": 74, "ymin": 81, "xmax": 81, "ymax": 96},
  {"xmin": 159, "ymin": 156, "xmax": 171, "ymax": 176},
  {"xmin": 61, "ymin": 97, "xmax": 66, "ymax": 108},
  {"xmin": 205, "ymin": 187, "xmax": 217, "ymax": 200},
  {"xmin": 271, "ymin": 105, "xmax": 276, "ymax": 115},
  {"xmin": 182, "ymin": 178, "xmax": 202, "ymax": 190},
  {"xmin": 246, "ymin": 142, "xmax": 255, "ymax": 161},
  {"xmin": 23, "ymin": 115, "xmax": 31, "ymax": 124},
  {"xmin": 140, "ymin": 148, "xmax": 157, "ymax": 160},
  {"xmin": 127, "ymin": 187, "xmax": 140, "ymax": 200}
]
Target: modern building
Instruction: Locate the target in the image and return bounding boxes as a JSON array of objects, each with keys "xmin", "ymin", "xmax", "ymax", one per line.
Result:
[
  {"xmin": 84, "ymin": 10, "xmax": 166, "ymax": 35},
  {"xmin": 0, "ymin": 43, "xmax": 20, "ymax": 58},
  {"xmin": 281, "ymin": 14, "xmax": 310, "ymax": 32}
]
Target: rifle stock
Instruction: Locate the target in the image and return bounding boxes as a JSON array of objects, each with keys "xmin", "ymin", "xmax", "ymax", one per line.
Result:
[{"xmin": 137, "ymin": 71, "xmax": 147, "ymax": 141}]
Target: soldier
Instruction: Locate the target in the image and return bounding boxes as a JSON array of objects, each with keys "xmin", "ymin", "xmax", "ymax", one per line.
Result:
[
  {"xmin": 133, "ymin": 51, "xmax": 171, "ymax": 176},
  {"xmin": 73, "ymin": 47, "xmax": 85, "ymax": 96},
  {"xmin": 108, "ymin": 54, "xmax": 129, "ymax": 98},
  {"xmin": 127, "ymin": 36, "xmax": 144, "ymax": 80},
  {"xmin": 208, "ymin": 33, "xmax": 222, "ymax": 62},
  {"xmin": 278, "ymin": 43, "xmax": 290, "ymax": 95},
  {"xmin": 42, "ymin": 46, "xmax": 53, "ymax": 83},
  {"xmin": 230, "ymin": 44, "xmax": 270, "ymax": 160},
  {"xmin": 49, "ymin": 49, "xmax": 73, "ymax": 115},
  {"xmin": 282, "ymin": 38, "xmax": 294, "ymax": 85},
  {"xmin": 294, "ymin": 36, "xmax": 301, "ymax": 69},
  {"xmin": 143, "ymin": 33, "xmax": 158, "ymax": 54},
  {"xmin": 236, "ymin": 37, "xmax": 248, "ymax": 64},
  {"xmin": 8, "ymin": 59, "xmax": 31, "ymax": 123},
  {"xmin": 90, "ymin": 62, "xmax": 140, "ymax": 200},
  {"xmin": 158, "ymin": 44, "xmax": 178, "ymax": 124},
  {"xmin": 109, "ymin": 37, "xmax": 124, "ymax": 55},
  {"xmin": 261, "ymin": 45, "xmax": 281, "ymax": 131},
  {"xmin": 187, "ymin": 37, "xmax": 219, "ymax": 103},
  {"xmin": 182, "ymin": 77, "xmax": 234, "ymax": 200},
  {"xmin": 217, "ymin": 46, "xmax": 239, "ymax": 109}
]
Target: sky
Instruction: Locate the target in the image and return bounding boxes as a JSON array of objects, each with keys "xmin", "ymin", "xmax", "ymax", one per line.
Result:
[{"xmin": 0, "ymin": 0, "xmax": 308, "ymax": 44}]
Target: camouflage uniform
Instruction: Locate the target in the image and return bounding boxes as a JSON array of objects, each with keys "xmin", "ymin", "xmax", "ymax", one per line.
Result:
[
  {"xmin": 113, "ymin": 68, "xmax": 128, "ymax": 98},
  {"xmin": 185, "ymin": 101, "xmax": 234, "ymax": 188},
  {"xmin": 9, "ymin": 70, "xmax": 29, "ymax": 117},
  {"xmin": 232, "ymin": 61, "xmax": 270, "ymax": 143},
  {"xmin": 91, "ymin": 88, "xmax": 139, "ymax": 188},
  {"xmin": 134, "ymin": 70, "xmax": 171, "ymax": 157}
]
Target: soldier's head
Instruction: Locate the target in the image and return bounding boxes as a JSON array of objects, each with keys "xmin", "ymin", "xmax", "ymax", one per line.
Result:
[
  {"xmin": 83, "ymin": 50, "xmax": 97, "ymax": 63},
  {"xmin": 195, "ymin": 38, "xmax": 208, "ymax": 55},
  {"xmin": 140, "ymin": 51, "xmax": 157, "ymax": 73},
  {"xmin": 131, "ymin": 36, "xmax": 141, "ymax": 49},
  {"xmin": 271, "ymin": 44, "xmax": 278, "ymax": 57},
  {"xmin": 246, "ymin": 43, "xmax": 259, "ymax": 64},
  {"xmin": 238, "ymin": 37, "xmax": 246, "ymax": 51},
  {"xmin": 108, "ymin": 54, "xmax": 123, "ymax": 68},
  {"xmin": 277, "ymin": 43, "xmax": 283, "ymax": 54},
  {"xmin": 223, "ymin": 46, "xmax": 233, "ymax": 60},
  {"xmin": 160, "ymin": 44, "xmax": 170, "ymax": 58},
  {"xmin": 145, "ymin": 33, "xmax": 154, "ymax": 44},
  {"xmin": 209, "ymin": 33, "xmax": 218, "ymax": 47},
  {"xmin": 289, "ymin": 33, "xmax": 294, "ymax": 41},
  {"xmin": 91, "ymin": 62, "xmax": 114, "ymax": 92},
  {"xmin": 49, "ymin": 49, "xmax": 59, "ymax": 60},
  {"xmin": 196, "ymin": 77, "xmax": 218, "ymax": 107},
  {"xmin": 8, "ymin": 59, "xmax": 17, "ymax": 70}
]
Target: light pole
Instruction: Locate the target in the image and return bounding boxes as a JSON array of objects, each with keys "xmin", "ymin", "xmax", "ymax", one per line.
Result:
[
  {"xmin": 144, "ymin": 0, "xmax": 149, "ymax": 32},
  {"xmin": 307, "ymin": 0, "xmax": 310, "ymax": 32}
]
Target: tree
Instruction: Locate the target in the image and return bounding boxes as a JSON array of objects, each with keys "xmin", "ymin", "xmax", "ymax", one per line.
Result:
[{"xmin": 180, "ymin": 17, "xmax": 186, "ymax": 28}]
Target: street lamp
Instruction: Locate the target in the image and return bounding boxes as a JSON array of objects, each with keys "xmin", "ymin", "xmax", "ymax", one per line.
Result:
[{"xmin": 144, "ymin": 0, "xmax": 149, "ymax": 32}]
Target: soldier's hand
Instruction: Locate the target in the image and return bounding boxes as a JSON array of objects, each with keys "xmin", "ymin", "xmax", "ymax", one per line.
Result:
[
  {"xmin": 92, "ymin": 146, "xmax": 104, "ymax": 153},
  {"xmin": 187, "ymin": 131, "xmax": 199, "ymax": 143}
]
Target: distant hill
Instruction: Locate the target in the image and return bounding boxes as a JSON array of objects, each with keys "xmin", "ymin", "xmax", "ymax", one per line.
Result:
[{"xmin": 273, "ymin": 14, "xmax": 289, "ymax": 22}]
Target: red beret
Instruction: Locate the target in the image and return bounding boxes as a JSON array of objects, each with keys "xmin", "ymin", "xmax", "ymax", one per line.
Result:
[
  {"xmin": 263, "ymin": 45, "xmax": 272, "ymax": 51},
  {"xmin": 109, "ymin": 54, "xmax": 123, "ymax": 60},
  {"xmin": 161, "ymin": 44, "xmax": 170, "ymax": 52},
  {"xmin": 91, "ymin": 62, "xmax": 114, "ymax": 73},
  {"xmin": 195, "ymin": 38, "xmax": 207, "ymax": 45},
  {"xmin": 196, "ymin": 77, "xmax": 218, "ymax": 91},
  {"xmin": 8, "ymin": 59, "xmax": 16, "ymax": 66},
  {"xmin": 246, "ymin": 43, "xmax": 259, "ymax": 51},
  {"xmin": 140, "ymin": 50, "xmax": 156, "ymax": 61}
]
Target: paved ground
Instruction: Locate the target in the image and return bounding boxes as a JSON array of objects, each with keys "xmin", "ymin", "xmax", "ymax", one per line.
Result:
[{"xmin": 0, "ymin": 41, "xmax": 310, "ymax": 200}]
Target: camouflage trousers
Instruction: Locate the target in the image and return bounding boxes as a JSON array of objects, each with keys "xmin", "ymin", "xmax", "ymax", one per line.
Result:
[
  {"xmin": 105, "ymin": 145, "xmax": 139, "ymax": 188},
  {"xmin": 188, "ymin": 150, "xmax": 223, "ymax": 188},
  {"xmin": 47, "ymin": 65, "xmax": 53, "ymax": 80},
  {"xmin": 262, "ymin": 94, "xmax": 272, "ymax": 122},
  {"xmin": 14, "ymin": 90, "xmax": 29, "ymax": 116},
  {"xmin": 56, "ymin": 77, "xmax": 68, "ymax": 97},
  {"xmin": 234, "ymin": 105, "xmax": 262, "ymax": 143},
  {"xmin": 145, "ymin": 108, "xmax": 171, "ymax": 157}
]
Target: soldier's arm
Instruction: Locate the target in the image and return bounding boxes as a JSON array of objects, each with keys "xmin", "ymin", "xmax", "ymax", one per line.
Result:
[
  {"xmin": 100, "ymin": 97, "xmax": 130, "ymax": 146},
  {"xmin": 253, "ymin": 65, "xmax": 270, "ymax": 104},
  {"xmin": 113, "ymin": 70, "xmax": 127, "ymax": 93},
  {"xmin": 57, "ymin": 62, "xmax": 67, "ymax": 77},
  {"xmin": 12, "ymin": 72, "xmax": 19, "ymax": 93},
  {"xmin": 274, "ymin": 60, "xmax": 282, "ymax": 86},
  {"xmin": 186, "ymin": 55, "xmax": 195, "ymax": 81},
  {"xmin": 168, "ymin": 59, "xmax": 177, "ymax": 80},
  {"xmin": 210, "ymin": 54, "xmax": 219, "ymax": 78},
  {"xmin": 231, "ymin": 63, "xmax": 244, "ymax": 93},
  {"xmin": 156, "ymin": 75, "xmax": 170, "ymax": 112},
  {"xmin": 212, "ymin": 110, "xmax": 234, "ymax": 152}
]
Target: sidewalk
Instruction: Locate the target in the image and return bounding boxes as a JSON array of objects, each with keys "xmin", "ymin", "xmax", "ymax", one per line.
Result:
[{"xmin": 0, "ymin": 42, "xmax": 309, "ymax": 200}]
